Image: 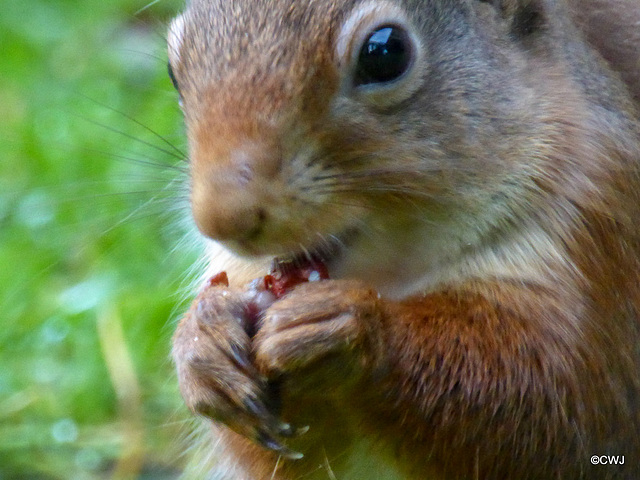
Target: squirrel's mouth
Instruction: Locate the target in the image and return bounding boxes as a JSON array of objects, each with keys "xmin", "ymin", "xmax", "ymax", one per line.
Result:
[{"xmin": 274, "ymin": 227, "xmax": 360, "ymax": 275}]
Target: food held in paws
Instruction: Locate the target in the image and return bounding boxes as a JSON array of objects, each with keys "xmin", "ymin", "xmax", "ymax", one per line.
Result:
[
  {"xmin": 263, "ymin": 258, "xmax": 330, "ymax": 298},
  {"xmin": 204, "ymin": 258, "xmax": 329, "ymax": 337}
]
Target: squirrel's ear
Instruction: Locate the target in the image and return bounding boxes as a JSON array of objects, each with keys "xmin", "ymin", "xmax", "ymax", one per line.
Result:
[{"xmin": 478, "ymin": 0, "xmax": 545, "ymax": 37}]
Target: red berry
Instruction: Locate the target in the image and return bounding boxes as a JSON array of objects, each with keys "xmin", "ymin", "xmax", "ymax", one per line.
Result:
[{"xmin": 208, "ymin": 271, "xmax": 229, "ymax": 287}]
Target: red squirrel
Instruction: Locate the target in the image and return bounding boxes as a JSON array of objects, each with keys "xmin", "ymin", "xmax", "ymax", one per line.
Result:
[{"xmin": 168, "ymin": 0, "xmax": 640, "ymax": 478}]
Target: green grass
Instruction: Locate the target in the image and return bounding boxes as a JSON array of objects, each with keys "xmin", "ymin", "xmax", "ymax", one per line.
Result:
[{"xmin": 0, "ymin": 1, "xmax": 199, "ymax": 478}]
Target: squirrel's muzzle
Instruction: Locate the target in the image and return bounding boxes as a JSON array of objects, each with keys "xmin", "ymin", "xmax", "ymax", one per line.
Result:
[{"xmin": 190, "ymin": 138, "xmax": 282, "ymax": 247}]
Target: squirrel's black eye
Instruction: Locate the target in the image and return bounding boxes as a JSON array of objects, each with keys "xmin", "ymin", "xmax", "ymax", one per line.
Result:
[
  {"xmin": 355, "ymin": 25, "xmax": 413, "ymax": 86},
  {"xmin": 168, "ymin": 62, "xmax": 180, "ymax": 91}
]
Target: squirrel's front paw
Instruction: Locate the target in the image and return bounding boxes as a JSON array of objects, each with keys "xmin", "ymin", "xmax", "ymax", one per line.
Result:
[
  {"xmin": 172, "ymin": 285, "xmax": 302, "ymax": 458},
  {"xmin": 253, "ymin": 280, "xmax": 384, "ymax": 393}
]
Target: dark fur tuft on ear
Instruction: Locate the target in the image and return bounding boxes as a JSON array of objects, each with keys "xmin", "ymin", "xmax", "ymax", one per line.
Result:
[
  {"xmin": 511, "ymin": 1, "xmax": 544, "ymax": 36},
  {"xmin": 479, "ymin": 0, "xmax": 546, "ymax": 37}
]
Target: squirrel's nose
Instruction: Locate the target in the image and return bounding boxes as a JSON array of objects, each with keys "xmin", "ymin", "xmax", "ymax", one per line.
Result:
[
  {"xmin": 192, "ymin": 186, "xmax": 268, "ymax": 243},
  {"xmin": 190, "ymin": 143, "xmax": 280, "ymax": 244}
]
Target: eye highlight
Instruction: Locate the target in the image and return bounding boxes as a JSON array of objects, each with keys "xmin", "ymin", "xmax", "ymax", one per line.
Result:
[{"xmin": 355, "ymin": 25, "xmax": 413, "ymax": 86}]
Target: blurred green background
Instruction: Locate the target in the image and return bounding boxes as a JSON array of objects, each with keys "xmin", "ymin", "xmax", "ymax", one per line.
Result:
[{"xmin": 1, "ymin": 0, "xmax": 200, "ymax": 478}]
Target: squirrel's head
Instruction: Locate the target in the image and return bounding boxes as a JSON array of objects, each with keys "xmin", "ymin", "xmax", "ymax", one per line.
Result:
[{"xmin": 168, "ymin": 0, "xmax": 606, "ymax": 294}]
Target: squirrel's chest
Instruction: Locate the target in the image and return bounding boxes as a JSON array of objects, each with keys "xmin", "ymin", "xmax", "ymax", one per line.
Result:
[
  {"xmin": 208, "ymin": 437, "xmax": 408, "ymax": 480},
  {"xmin": 321, "ymin": 438, "xmax": 407, "ymax": 480}
]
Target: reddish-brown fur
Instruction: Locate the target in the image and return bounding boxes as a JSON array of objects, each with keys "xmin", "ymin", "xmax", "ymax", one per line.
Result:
[{"xmin": 170, "ymin": 0, "xmax": 640, "ymax": 478}]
